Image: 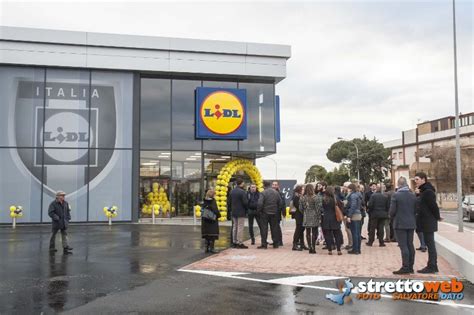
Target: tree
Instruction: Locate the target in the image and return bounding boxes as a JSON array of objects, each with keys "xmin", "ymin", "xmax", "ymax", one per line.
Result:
[
  {"xmin": 326, "ymin": 136, "xmax": 391, "ymax": 184},
  {"xmin": 426, "ymin": 146, "xmax": 473, "ymax": 194},
  {"xmin": 305, "ymin": 164, "xmax": 327, "ymax": 183},
  {"xmin": 325, "ymin": 165, "xmax": 350, "ymax": 186}
]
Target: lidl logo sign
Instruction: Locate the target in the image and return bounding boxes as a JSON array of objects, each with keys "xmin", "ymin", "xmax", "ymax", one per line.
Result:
[{"xmin": 196, "ymin": 87, "xmax": 247, "ymax": 139}]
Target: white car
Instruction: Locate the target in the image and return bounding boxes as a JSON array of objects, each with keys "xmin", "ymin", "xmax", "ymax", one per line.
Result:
[{"xmin": 462, "ymin": 195, "xmax": 474, "ymax": 222}]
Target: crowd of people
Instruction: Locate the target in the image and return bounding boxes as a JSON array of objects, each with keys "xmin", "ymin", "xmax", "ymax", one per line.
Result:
[{"xmin": 200, "ymin": 172, "xmax": 442, "ymax": 275}]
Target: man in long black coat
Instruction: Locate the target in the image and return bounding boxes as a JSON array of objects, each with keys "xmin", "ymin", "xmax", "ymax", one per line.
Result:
[
  {"xmin": 415, "ymin": 172, "xmax": 442, "ymax": 274},
  {"xmin": 48, "ymin": 191, "xmax": 73, "ymax": 254}
]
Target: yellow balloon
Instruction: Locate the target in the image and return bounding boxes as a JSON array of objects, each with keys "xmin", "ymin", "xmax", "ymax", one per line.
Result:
[{"xmin": 10, "ymin": 206, "xmax": 16, "ymax": 212}]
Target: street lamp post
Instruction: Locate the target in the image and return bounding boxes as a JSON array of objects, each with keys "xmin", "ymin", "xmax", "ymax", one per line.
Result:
[
  {"xmin": 263, "ymin": 156, "xmax": 278, "ymax": 180},
  {"xmin": 338, "ymin": 137, "xmax": 360, "ymax": 183},
  {"xmin": 452, "ymin": 0, "xmax": 463, "ymax": 232}
]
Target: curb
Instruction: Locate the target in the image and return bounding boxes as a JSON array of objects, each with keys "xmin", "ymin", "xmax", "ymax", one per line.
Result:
[{"xmin": 435, "ymin": 233, "xmax": 473, "ymax": 283}]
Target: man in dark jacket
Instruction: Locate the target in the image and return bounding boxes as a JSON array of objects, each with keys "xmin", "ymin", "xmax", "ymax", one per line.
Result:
[
  {"xmin": 367, "ymin": 184, "xmax": 389, "ymax": 247},
  {"xmin": 229, "ymin": 178, "xmax": 249, "ymax": 248},
  {"xmin": 390, "ymin": 177, "xmax": 417, "ymax": 274},
  {"xmin": 48, "ymin": 191, "xmax": 73, "ymax": 254},
  {"xmin": 384, "ymin": 184, "xmax": 396, "ymax": 242},
  {"xmin": 272, "ymin": 181, "xmax": 285, "ymax": 246},
  {"xmin": 415, "ymin": 172, "xmax": 442, "ymax": 274},
  {"xmin": 257, "ymin": 181, "xmax": 282, "ymax": 249},
  {"xmin": 247, "ymin": 184, "xmax": 260, "ymax": 245}
]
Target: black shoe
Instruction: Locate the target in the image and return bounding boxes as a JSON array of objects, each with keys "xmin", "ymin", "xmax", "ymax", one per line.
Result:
[
  {"xmin": 279, "ymin": 242, "xmax": 284, "ymax": 246},
  {"xmin": 366, "ymin": 243, "xmax": 373, "ymax": 246},
  {"xmin": 257, "ymin": 245, "xmax": 267, "ymax": 249},
  {"xmin": 421, "ymin": 248, "xmax": 427, "ymax": 253},
  {"xmin": 268, "ymin": 242, "xmax": 273, "ymax": 246},
  {"xmin": 309, "ymin": 248, "xmax": 316, "ymax": 254},
  {"xmin": 209, "ymin": 247, "xmax": 218, "ymax": 253},
  {"xmin": 302, "ymin": 245, "xmax": 310, "ymax": 250},
  {"xmin": 417, "ymin": 267, "xmax": 438, "ymax": 274},
  {"xmin": 393, "ymin": 268, "xmax": 411, "ymax": 275},
  {"xmin": 231, "ymin": 243, "xmax": 237, "ymax": 248},
  {"xmin": 384, "ymin": 239, "xmax": 390, "ymax": 243},
  {"xmin": 409, "ymin": 268, "xmax": 414, "ymax": 273},
  {"xmin": 49, "ymin": 248, "xmax": 57, "ymax": 252},
  {"xmin": 64, "ymin": 246, "xmax": 73, "ymax": 250},
  {"xmin": 348, "ymin": 250, "xmax": 358, "ymax": 254},
  {"xmin": 379, "ymin": 243, "xmax": 386, "ymax": 247},
  {"xmin": 361, "ymin": 236, "xmax": 367, "ymax": 240},
  {"xmin": 251, "ymin": 239, "xmax": 255, "ymax": 245},
  {"xmin": 237, "ymin": 244, "xmax": 248, "ymax": 249},
  {"xmin": 292, "ymin": 245, "xmax": 299, "ymax": 251},
  {"xmin": 205, "ymin": 246, "xmax": 210, "ymax": 253},
  {"xmin": 322, "ymin": 246, "xmax": 328, "ymax": 250},
  {"xmin": 63, "ymin": 249, "xmax": 73, "ymax": 255},
  {"xmin": 273, "ymin": 244, "xmax": 279, "ymax": 249}
]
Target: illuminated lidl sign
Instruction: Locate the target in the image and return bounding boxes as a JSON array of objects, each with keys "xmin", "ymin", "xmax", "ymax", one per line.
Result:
[{"xmin": 195, "ymin": 87, "xmax": 247, "ymax": 140}]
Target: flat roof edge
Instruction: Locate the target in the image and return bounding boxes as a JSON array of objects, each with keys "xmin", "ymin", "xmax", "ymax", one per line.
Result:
[{"xmin": 0, "ymin": 26, "xmax": 291, "ymax": 59}]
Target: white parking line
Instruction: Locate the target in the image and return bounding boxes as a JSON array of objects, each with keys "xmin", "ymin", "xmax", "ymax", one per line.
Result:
[{"xmin": 179, "ymin": 269, "xmax": 474, "ymax": 310}]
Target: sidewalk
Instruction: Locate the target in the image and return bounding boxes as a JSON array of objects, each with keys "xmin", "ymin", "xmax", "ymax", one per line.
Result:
[{"xmin": 184, "ymin": 224, "xmax": 462, "ymax": 281}]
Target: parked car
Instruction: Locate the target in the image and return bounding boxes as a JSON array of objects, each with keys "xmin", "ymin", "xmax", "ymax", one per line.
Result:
[{"xmin": 462, "ymin": 195, "xmax": 474, "ymax": 222}]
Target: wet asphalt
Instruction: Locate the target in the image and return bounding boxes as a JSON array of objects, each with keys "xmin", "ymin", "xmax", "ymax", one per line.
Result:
[{"xmin": 0, "ymin": 224, "xmax": 472, "ymax": 314}]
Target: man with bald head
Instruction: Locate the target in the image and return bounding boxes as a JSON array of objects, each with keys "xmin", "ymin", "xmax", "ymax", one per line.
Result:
[{"xmin": 390, "ymin": 177, "xmax": 417, "ymax": 274}]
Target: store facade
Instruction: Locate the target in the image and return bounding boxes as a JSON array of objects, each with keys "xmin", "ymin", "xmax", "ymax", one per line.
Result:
[{"xmin": 0, "ymin": 26, "xmax": 290, "ymax": 223}]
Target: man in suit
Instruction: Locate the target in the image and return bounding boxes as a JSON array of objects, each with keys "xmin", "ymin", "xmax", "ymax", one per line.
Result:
[{"xmin": 390, "ymin": 177, "xmax": 417, "ymax": 274}]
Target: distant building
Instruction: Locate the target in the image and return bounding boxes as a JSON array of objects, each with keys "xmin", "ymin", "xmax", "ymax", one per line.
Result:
[{"xmin": 384, "ymin": 112, "xmax": 474, "ymax": 209}]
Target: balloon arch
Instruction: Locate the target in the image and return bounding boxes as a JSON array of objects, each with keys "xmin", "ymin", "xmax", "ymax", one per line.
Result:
[{"xmin": 214, "ymin": 159, "xmax": 264, "ymax": 221}]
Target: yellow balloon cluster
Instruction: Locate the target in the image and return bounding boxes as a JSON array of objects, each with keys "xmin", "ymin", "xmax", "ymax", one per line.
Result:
[
  {"xmin": 103, "ymin": 206, "xmax": 118, "ymax": 218},
  {"xmin": 215, "ymin": 159, "xmax": 264, "ymax": 221},
  {"xmin": 142, "ymin": 183, "xmax": 173, "ymax": 215},
  {"xmin": 9, "ymin": 205, "xmax": 23, "ymax": 218},
  {"xmin": 195, "ymin": 205, "xmax": 201, "ymax": 217}
]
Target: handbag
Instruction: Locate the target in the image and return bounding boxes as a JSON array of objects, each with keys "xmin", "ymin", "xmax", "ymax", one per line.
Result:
[
  {"xmin": 335, "ymin": 199, "xmax": 344, "ymax": 222},
  {"xmin": 289, "ymin": 200, "xmax": 297, "ymax": 214},
  {"xmin": 201, "ymin": 205, "xmax": 217, "ymax": 221}
]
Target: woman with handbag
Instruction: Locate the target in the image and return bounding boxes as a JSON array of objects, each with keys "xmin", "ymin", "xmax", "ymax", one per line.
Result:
[
  {"xmin": 201, "ymin": 189, "xmax": 221, "ymax": 253},
  {"xmin": 291, "ymin": 185, "xmax": 306, "ymax": 251},
  {"xmin": 322, "ymin": 186, "xmax": 344, "ymax": 255},
  {"xmin": 300, "ymin": 184, "xmax": 322, "ymax": 254}
]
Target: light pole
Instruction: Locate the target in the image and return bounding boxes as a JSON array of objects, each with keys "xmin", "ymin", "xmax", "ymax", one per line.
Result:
[
  {"xmin": 452, "ymin": 0, "xmax": 463, "ymax": 232},
  {"xmin": 263, "ymin": 156, "xmax": 278, "ymax": 180},
  {"xmin": 338, "ymin": 137, "xmax": 360, "ymax": 183}
]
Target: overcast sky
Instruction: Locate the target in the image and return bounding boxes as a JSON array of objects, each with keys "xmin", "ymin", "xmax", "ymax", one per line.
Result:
[{"xmin": 1, "ymin": 0, "xmax": 472, "ymax": 183}]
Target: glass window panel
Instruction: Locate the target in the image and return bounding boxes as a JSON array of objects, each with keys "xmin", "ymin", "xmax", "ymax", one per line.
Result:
[
  {"xmin": 171, "ymin": 80, "xmax": 202, "ymax": 150},
  {"xmin": 171, "ymin": 151, "xmax": 202, "ymax": 216},
  {"xmin": 202, "ymin": 81, "xmax": 239, "ymax": 152},
  {"xmin": 140, "ymin": 78, "xmax": 171, "ymax": 149},
  {"xmin": 239, "ymin": 83, "xmax": 276, "ymax": 152},
  {"xmin": 92, "ymin": 71, "xmax": 134, "ymax": 149},
  {"xmin": 0, "ymin": 148, "xmax": 42, "ymax": 223},
  {"xmin": 88, "ymin": 149, "xmax": 132, "ymax": 221},
  {"xmin": 0, "ymin": 66, "xmax": 45, "ymax": 147},
  {"xmin": 43, "ymin": 69, "xmax": 90, "ymax": 151},
  {"xmin": 139, "ymin": 150, "xmax": 171, "ymax": 218},
  {"xmin": 203, "ymin": 153, "xmax": 232, "ymax": 191},
  {"xmin": 40, "ymin": 148, "xmax": 88, "ymax": 222}
]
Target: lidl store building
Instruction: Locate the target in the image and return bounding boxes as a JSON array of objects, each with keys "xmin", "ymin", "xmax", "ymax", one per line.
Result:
[{"xmin": 0, "ymin": 27, "xmax": 290, "ymax": 223}]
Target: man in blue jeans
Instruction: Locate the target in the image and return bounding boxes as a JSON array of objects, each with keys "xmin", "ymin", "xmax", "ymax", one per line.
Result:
[{"xmin": 345, "ymin": 183, "xmax": 362, "ymax": 255}]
